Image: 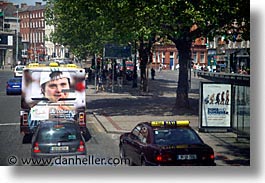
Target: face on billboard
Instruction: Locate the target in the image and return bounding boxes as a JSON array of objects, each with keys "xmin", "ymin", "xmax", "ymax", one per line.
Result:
[{"xmin": 41, "ymin": 74, "xmax": 70, "ymax": 103}]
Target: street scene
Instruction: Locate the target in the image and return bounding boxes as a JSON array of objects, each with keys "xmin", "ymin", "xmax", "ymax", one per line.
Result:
[
  {"xmin": 0, "ymin": 0, "xmax": 250, "ymax": 169},
  {"xmin": 0, "ymin": 68, "xmax": 250, "ymax": 166}
]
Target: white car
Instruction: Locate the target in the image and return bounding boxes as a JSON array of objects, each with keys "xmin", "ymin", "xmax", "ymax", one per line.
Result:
[{"xmin": 14, "ymin": 65, "xmax": 25, "ymax": 77}]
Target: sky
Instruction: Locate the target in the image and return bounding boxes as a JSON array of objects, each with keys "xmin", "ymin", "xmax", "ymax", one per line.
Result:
[{"xmin": 6, "ymin": 0, "xmax": 46, "ymax": 6}]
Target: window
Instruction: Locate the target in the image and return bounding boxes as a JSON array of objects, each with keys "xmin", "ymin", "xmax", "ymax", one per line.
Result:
[
  {"xmin": 132, "ymin": 125, "xmax": 141, "ymax": 138},
  {"xmin": 200, "ymin": 52, "xmax": 205, "ymax": 63},
  {"xmin": 193, "ymin": 52, "xmax": 197, "ymax": 63}
]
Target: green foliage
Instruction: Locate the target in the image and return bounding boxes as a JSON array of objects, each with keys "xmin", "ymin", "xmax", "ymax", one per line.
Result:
[{"xmin": 45, "ymin": 0, "xmax": 249, "ymax": 63}]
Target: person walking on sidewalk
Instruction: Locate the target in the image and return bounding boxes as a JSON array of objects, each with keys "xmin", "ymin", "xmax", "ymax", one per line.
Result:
[
  {"xmin": 151, "ymin": 68, "xmax": 155, "ymax": 80},
  {"xmin": 117, "ymin": 70, "xmax": 123, "ymax": 89},
  {"xmin": 96, "ymin": 74, "xmax": 105, "ymax": 92}
]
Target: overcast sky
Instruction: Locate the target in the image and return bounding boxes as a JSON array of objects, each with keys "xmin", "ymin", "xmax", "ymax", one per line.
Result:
[{"xmin": 7, "ymin": 0, "xmax": 46, "ymax": 6}]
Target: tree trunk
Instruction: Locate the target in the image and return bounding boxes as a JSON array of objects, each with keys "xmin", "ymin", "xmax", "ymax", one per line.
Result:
[
  {"xmin": 138, "ymin": 41, "xmax": 150, "ymax": 92},
  {"xmin": 174, "ymin": 39, "xmax": 192, "ymax": 109}
]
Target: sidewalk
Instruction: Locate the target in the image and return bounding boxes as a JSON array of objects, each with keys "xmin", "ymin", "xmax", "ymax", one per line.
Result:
[{"xmin": 86, "ymin": 71, "xmax": 250, "ymax": 166}]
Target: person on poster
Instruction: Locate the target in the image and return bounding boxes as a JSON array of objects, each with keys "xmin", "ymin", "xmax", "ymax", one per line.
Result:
[
  {"xmin": 220, "ymin": 91, "xmax": 225, "ymax": 105},
  {"xmin": 215, "ymin": 93, "xmax": 220, "ymax": 105},
  {"xmin": 225, "ymin": 90, "xmax": 230, "ymax": 105},
  {"xmin": 209, "ymin": 93, "xmax": 215, "ymax": 104},
  {"xmin": 204, "ymin": 95, "xmax": 210, "ymax": 104}
]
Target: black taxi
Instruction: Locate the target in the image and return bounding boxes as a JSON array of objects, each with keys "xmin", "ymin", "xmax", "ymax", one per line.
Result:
[{"xmin": 119, "ymin": 120, "xmax": 216, "ymax": 166}]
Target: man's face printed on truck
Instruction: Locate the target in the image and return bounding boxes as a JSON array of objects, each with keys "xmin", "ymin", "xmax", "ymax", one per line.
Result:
[{"xmin": 40, "ymin": 71, "xmax": 71, "ymax": 102}]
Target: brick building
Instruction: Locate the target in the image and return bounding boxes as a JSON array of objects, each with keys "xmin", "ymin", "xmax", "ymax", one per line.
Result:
[
  {"xmin": 151, "ymin": 37, "xmax": 207, "ymax": 70},
  {"xmin": 18, "ymin": 2, "xmax": 46, "ymax": 63}
]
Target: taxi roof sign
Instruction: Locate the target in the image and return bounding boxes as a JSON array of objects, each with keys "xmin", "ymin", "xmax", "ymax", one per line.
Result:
[
  {"xmin": 151, "ymin": 120, "xmax": 190, "ymax": 127},
  {"xmin": 49, "ymin": 62, "xmax": 59, "ymax": 67},
  {"xmin": 28, "ymin": 63, "xmax": 39, "ymax": 67},
  {"xmin": 66, "ymin": 64, "xmax": 77, "ymax": 68}
]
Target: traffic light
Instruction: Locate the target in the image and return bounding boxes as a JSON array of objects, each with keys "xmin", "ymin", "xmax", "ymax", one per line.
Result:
[
  {"xmin": 96, "ymin": 58, "xmax": 101, "ymax": 70},
  {"xmin": 91, "ymin": 58, "xmax": 95, "ymax": 69}
]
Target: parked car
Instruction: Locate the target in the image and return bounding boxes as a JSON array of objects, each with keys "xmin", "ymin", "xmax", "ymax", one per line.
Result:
[
  {"xmin": 119, "ymin": 120, "xmax": 216, "ymax": 166},
  {"xmin": 31, "ymin": 120, "xmax": 87, "ymax": 160},
  {"xmin": 13, "ymin": 65, "xmax": 25, "ymax": 77},
  {"xmin": 6, "ymin": 77, "xmax": 22, "ymax": 95}
]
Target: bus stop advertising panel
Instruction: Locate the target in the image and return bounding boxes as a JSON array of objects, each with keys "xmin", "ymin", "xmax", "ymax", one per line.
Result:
[{"xmin": 200, "ymin": 83, "xmax": 232, "ymax": 129}]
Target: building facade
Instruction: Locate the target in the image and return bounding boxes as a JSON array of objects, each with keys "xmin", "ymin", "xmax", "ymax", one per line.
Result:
[
  {"xmin": 0, "ymin": 1, "xmax": 20, "ymax": 68},
  {"xmin": 18, "ymin": 2, "xmax": 66, "ymax": 63},
  {"xmin": 151, "ymin": 37, "xmax": 208, "ymax": 70}
]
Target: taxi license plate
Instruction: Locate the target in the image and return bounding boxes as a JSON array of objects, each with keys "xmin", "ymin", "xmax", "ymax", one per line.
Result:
[
  {"xmin": 177, "ymin": 154, "xmax": 197, "ymax": 160},
  {"xmin": 12, "ymin": 86, "xmax": 20, "ymax": 88},
  {"xmin": 50, "ymin": 146, "xmax": 69, "ymax": 152}
]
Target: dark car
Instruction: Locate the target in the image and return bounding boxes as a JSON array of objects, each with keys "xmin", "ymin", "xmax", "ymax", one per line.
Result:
[
  {"xmin": 119, "ymin": 120, "xmax": 216, "ymax": 166},
  {"xmin": 6, "ymin": 77, "xmax": 22, "ymax": 95},
  {"xmin": 31, "ymin": 120, "xmax": 87, "ymax": 159}
]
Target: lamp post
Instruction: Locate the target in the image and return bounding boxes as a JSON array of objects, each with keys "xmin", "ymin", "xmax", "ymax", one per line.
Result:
[
  {"xmin": 132, "ymin": 40, "xmax": 137, "ymax": 88},
  {"xmin": 16, "ymin": 9, "xmax": 18, "ymax": 65}
]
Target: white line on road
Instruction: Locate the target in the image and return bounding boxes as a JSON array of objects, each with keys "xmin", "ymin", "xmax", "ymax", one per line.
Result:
[{"xmin": 0, "ymin": 123, "xmax": 20, "ymax": 126}]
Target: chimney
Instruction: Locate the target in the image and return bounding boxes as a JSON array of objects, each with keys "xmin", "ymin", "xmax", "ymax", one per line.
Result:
[
  {"xmin": 35, "ymin": 2, "xmax": 42, "ymax": 6},
  {"xmin": 21, "ymin": 3, "xmax": 27, "ymax": 8}
]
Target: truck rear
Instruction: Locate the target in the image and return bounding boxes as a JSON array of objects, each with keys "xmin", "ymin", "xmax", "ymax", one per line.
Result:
[{"xmin": 20, "ymin": 62, "xmax": 88, "ymax": 137}]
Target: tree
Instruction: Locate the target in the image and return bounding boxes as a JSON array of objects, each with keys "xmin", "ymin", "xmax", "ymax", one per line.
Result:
[
  {"xmin": 151, "ymin": 0, "xmax": 250, "ymax": 109},
  {"xmin": 103, "ymin": 0, "xmax": 249, "ymax": 108},
  {"xmin": 45, "ymin": 0, "xmax": 250, "ymax": 110}
]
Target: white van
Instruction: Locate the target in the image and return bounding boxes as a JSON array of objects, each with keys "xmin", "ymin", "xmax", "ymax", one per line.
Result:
[{"xmin": 14, "ymin": 65, "xmax": 25, "ymax": 77}]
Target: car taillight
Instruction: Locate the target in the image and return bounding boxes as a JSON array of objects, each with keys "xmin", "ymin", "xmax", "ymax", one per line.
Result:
[
  {"xmin": 155, "ymin": 153, "xmax": 172, "ymax": 162},
  {"xmin": 202, "ymin": 153, "xmax": 215, "ymax": 160},
  {"xmin": 23, "ymin": 113, "xmax": 28, "ymax": 125},
  {"xmin": 33, "ymin": 142, "xmax": 41, "ymax": 153},
  {"xmin": 79, "ymin": 112, "xmax": 85, "ymax": 126},
  {"xmin": 77, "ymin": 141, "xmax": 85, "ymax": 152}
]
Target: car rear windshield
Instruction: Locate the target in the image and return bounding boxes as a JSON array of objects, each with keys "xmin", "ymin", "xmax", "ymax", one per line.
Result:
[
  {"xmin": 37, "ymin": 123, "xmax": 81, "ymax": 143},
  {"xmin": 15, "ymin": 66, "xmax": 24, "ymax": 71},
  {"xmin": 154, "ymin": 128, "xmax": 202, "ymax": 145},
  {"xmin": 10, "ymin": 78, "xmax": 22, "ymax": 83}
]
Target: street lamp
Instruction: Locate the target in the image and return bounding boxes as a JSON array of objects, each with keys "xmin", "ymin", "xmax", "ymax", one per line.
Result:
[
  {"xmin": 16, "ymin": 9, "xmax": 18, "ymax": 65},
  {"xmin": 132, "ymin": 40, "xmax": 137, "ymax": 88}
]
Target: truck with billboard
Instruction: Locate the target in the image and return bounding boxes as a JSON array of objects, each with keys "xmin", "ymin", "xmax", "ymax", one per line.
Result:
[{"xmin": 20, "ymin": 62, "xmax": 90, "ymax": 140}]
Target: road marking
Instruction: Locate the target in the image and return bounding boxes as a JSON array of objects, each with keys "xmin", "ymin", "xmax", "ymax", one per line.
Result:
[
  {"xmin": 87, "ymin": 116, "xmax": 103, "ymax": 133},
  {"xmin": 102, "ymin": 113, "xmax": 123, "ymax": 131},
  {"xmin": 0, "ymin": 123, "xmax": 20, "ymax": 126}
]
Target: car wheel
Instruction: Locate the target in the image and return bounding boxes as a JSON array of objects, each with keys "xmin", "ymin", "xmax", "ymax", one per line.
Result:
[
  {"xmin": 119, "ymin": 145, "xmax": 125, "ymax": 159},
  {"xmin": 141, "ymin": 157, "xmax": 148, "ymax": 166}
]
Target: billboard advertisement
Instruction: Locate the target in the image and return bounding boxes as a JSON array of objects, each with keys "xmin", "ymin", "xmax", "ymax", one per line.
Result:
[
  {"xmin": 200, "ymin": 83, "xmax": 232, "ymax": 128},
  {"xmin": 21, "ymin": 67, "xmax": 86, "ymax": 129}
]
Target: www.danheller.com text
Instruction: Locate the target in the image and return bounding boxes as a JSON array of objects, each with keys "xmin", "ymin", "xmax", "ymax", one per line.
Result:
[{"xmin": 7, "ymin": 155, "xmax": 130, "ymax": 166}]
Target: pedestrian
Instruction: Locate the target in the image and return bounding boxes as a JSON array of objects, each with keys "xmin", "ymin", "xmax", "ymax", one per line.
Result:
[
  {"xmin": 151, "ymin": 68, "xmax": 155, "ymax": 80},
  {"xmin": 106, "ymin": 71, "xmax": 112, "ymax": 88},
  {"xmin": 96, "ymin": 74, "xmax": 105, "ymax": 92},
  {"xmin": 117, "ymin": 70, "xmax": 123, "ymax": 89},
  {"xmin": 159, "ymin": 64, "xmax": 163, "ymax": 72},
  {"xmin": 193, "ymin": 63, "xmax": 197, "ymax": 77}
]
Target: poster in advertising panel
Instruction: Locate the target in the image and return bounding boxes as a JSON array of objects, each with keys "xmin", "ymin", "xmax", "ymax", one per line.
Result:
[{"xmin": 201, "ymin": 83, "xmax": 232, "ymax": 127}]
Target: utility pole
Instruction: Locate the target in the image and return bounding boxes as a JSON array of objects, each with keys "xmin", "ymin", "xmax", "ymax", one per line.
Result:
[
  {"xmin": 94, "ymin": 54, "xmax": 97, "ymax": 93},
  {"xmin": 16, "ymin": 9, "xmax": 18, "ymax": 65}
]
